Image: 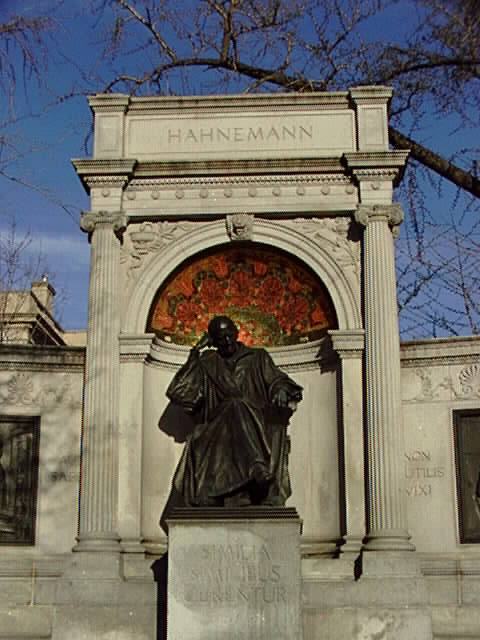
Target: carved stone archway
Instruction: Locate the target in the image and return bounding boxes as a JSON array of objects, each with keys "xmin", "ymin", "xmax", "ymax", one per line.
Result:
[{"xmin": 122, "ymin": 218, "xmax": 362, "ymax": 336}]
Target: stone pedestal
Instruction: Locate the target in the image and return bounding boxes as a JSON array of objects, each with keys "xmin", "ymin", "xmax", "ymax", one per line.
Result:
[{"xmin": 167, "ymin": 507, "xmax": 303, "ymax": 640}]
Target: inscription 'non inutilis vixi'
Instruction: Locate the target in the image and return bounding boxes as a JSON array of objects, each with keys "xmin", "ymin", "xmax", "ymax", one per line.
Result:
[{"xmin": 167, "ymin": 124, "xmax": 313, "ymax": 145}]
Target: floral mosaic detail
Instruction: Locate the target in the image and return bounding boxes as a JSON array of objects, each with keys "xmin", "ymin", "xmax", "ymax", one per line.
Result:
[{"xmin": 147, "ymin": 247, "xmax": 336, "ymax": 346}]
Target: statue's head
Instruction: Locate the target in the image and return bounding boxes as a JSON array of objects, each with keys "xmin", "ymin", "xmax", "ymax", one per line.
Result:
[{"xmin": 208, "ymin": 316, "xmax": 239, "ymax": 357}]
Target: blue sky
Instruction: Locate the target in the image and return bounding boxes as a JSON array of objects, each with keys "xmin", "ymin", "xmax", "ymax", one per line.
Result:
[{"xmin": 1, "ymin": 1, "xmax": 478, "ymax": 335}]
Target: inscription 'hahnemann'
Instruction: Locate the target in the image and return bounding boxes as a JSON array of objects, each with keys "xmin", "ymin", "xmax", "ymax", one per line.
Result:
[{"xmin": 167, "ymin": 124, "xmax": 313, "ymax": 145}]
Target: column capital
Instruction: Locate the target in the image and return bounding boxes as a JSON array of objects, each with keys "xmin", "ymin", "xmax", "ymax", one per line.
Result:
[
  {"xmin": 354, "ymin": 203, "xmax": 403, "ymax": 236},
  {"xmin": 329, "ymin": 329, "xmax": 365, "ymax": 359},
  {"xmin": 80, "ymin": 211, "xmax": 127, "ymax": 234}
]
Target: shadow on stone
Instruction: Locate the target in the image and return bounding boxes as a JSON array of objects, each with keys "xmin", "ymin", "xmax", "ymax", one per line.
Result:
[
  {"xmin": 159, "ymin": 485, "xmax": 184, "ymax": 535},
  {"xmin": 151, "ymin": 554, "xmax": 168, "ymax": 640},
  {"xmin": 354, "ymin": 551, "xmax": 363, "ymax": 581}
]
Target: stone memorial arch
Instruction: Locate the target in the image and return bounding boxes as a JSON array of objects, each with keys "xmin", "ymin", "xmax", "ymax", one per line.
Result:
[
  {"xmin": 6, "ymin": 87, "xmax": 480, "ymax": 640},
  {"xmin": 72, "ymin": 88, "xmax": 430, "ymax": 638}
]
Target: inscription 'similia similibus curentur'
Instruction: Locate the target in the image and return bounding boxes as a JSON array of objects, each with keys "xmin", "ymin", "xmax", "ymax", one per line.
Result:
[{"xmin": 181, "ymin": 543, "xmax": 287, "ymax": 606}]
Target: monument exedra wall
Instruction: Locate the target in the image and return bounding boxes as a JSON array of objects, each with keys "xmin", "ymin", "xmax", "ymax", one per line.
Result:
[{"xmin": 2, "ymin": 87, "xmax": 480, "ymax": 640}]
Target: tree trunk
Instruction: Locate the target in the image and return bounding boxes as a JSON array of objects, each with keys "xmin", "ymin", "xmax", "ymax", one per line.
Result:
[{"xmin": 389, "ymin": 126, "xmax": 480, "ymax": 198}]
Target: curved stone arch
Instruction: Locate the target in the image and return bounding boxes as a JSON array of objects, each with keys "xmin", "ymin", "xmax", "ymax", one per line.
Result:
[{"xmin": 122, "ymin": 219, "xmax": 362, "ymax": 334}]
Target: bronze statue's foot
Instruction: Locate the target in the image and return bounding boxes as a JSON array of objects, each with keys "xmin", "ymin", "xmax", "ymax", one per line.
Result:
[
  {"xmin": 197, "ymin": 496, "xmax": 223, "ymax": 506},
  {"xmin": 251, "ymin": 463, "xmax": 273, "ymax": 488},
  {"xmin": 224, "ymin": 492, "xmax": 251, "ymax": 507},
  {"xmin": 260, "ymin": 497, "xmax": 285, "ymax": 506}
]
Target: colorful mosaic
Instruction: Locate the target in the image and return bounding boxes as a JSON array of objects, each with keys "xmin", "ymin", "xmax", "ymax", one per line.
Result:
[{"xmin": 147, "ymin": 246, "xmax": 336, "ymax": 346}]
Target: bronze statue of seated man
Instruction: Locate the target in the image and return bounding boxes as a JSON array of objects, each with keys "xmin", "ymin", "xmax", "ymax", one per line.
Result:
[{"xmin": 166, "ymin": 315, "xmax": 303, "ymax": 507}]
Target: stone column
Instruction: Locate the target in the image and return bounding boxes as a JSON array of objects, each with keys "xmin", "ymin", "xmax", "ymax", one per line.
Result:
[
  {"xmin": 355, "ymin": 204, "xmax": 414, "ymax": 552},
  {"xmin": 329, "ymin": 329, "xmax": 366, "ymax": 557},
  {"xmin": 74, "ymin": 211, "xmax": 126, "ymax": 552}
]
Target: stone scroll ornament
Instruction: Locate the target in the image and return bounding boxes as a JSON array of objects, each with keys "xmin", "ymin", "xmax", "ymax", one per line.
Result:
[
  {"xmin": 354, "ymin": 203, "xmax": 404, "ymax": 238},
  {"xmin": 164, "ymin": 316, "xmax": 303, "ymax": 508},
  {"xmin": 80, "ymin": 211, "xmax": 127, "ymax": 235},
  {"xmin": 148, "ymin": 245, "xmax": 336, "ymax": 347}
]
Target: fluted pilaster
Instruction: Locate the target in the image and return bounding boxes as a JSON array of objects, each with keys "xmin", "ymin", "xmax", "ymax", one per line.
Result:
[
  {"xmin": 329, "ymin": 330, "xmax": 366, "ymax": 557},
  {"xmin": 75, "ymin": 211, "xmax": 126, "ymax": 552},
  {"xmin": 355, "ymin": 204, "xmax": 414, "ymax": 551}
]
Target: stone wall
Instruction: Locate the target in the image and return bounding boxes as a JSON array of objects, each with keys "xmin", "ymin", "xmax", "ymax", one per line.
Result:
[{"xmin": 0, "ymin": 345, "xmax": 84, "ymax": 554}]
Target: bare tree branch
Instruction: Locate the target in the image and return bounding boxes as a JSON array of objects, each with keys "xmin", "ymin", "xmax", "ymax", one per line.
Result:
[{"xmin": 389, "ymin": 128, "xmax": 480, "ymax": 198}]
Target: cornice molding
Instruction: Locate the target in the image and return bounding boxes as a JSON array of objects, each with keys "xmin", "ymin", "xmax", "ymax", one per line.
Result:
[
  {"xmin": 134, "ymin": 157, "xmax": 346, "ymax": 178},
  {"xmin": 344, "ymin": 151, "xmax": 410, "ymax": 186},
  {"xmin": 128, "ymin": 172, "xmax": 350, "ymax": 188},
  {"xmin": 72, "ymin": 158, "xmax": 137, "ymax": 175},
  {"xmin": 87, "ymin": 87, "xmax": 394, "ymax": 115},
  {"xmin": 329, "ymin": 329, "xmax": 365, "ymax": 357},
  {"xmin": 344, "ymin": 150, "xmax": 410, "ymax": 167},
  {"xmin": 400, "ymin": 335, "xmax": 480, "ymax": 368},
  {"xmin": 72, "ymin": 159, "xmax": 137, "ymax": 193},
  {"xmin": 146, "ymin": 335, "xmax": 331, "ymax": 373},
  {"xmin": 84, "ymin": 175, "xmax": 130, "ymax": 188},
  {"xmin": 109, "ymin": 91, "xmax": 351, "ymax": 114},
  {"xmin": 88, "ymin": 94, "xmax": 130, "ymax": 112},
  {"xmin": 349, "ymin": 85, "xmax": 393, "ymax": 105}
]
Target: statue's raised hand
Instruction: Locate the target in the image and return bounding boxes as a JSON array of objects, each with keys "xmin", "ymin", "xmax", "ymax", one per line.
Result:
[
  {"xmin": 271, "ymin": 388, "xmax": 289, "ymax": 408},
  {"xmin": 193, "ymin": 332, "xmax": 212, "ymax": 352}
]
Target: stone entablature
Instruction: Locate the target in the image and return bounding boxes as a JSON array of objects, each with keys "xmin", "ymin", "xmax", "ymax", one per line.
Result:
[
  {"xmin": 87, "ymin": 88, "xmax": 391, "ymax": 162},
  {"xmin": 72, "ymin": 88, "xmax": 408, "ymax": 218}
]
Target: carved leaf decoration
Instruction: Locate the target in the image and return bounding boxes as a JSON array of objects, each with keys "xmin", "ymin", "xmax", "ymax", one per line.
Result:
[{"xmin": 459, "ymin": 364, "xmax": 480, "ymax": 397}]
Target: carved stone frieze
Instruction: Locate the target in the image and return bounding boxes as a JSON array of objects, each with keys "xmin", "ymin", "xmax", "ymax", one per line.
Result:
[
  {"xmin": 404, "ymin": 367, "xmax": 456, "ymax": 402},
  {"xmin": 0, "ymin": 372, "xmax": 80, "ymax": 410},
  {"xmin": 226, "ymin": 213, "xmax": 254, "ymax": 241},
  {"xmin": 121, "ymin": 220, "xmax": 197, "ymax": 278},
  {"xmin": 123, "ymin": 173, "xmax": 356, "ymax": 206},
  {"xmin": 352, "ymin": 169, "xmax": 400, "ymax": 181},
  {"xmin": 284, "ymin": 217, "xmax": 360, "ymax": 279},
  {"xmin": 403, "ymin": 363, "xmax": 480, "ymax": 402},
  {"xmin": 127, "ymin": 173, "xmax": 350, "ymax": 189},
  {"xmin": 84, "ymin": 176, "xmax": 130, "ymax": 189},
  {"xmin": 3, "ymin": 372, "xmax": 34, "ymax": 404}
]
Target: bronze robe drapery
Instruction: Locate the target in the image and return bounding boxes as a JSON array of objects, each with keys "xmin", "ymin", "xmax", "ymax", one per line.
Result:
[{"xmin": 166, "ymin": 343, "xmax": 302, "ymax": 506}]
